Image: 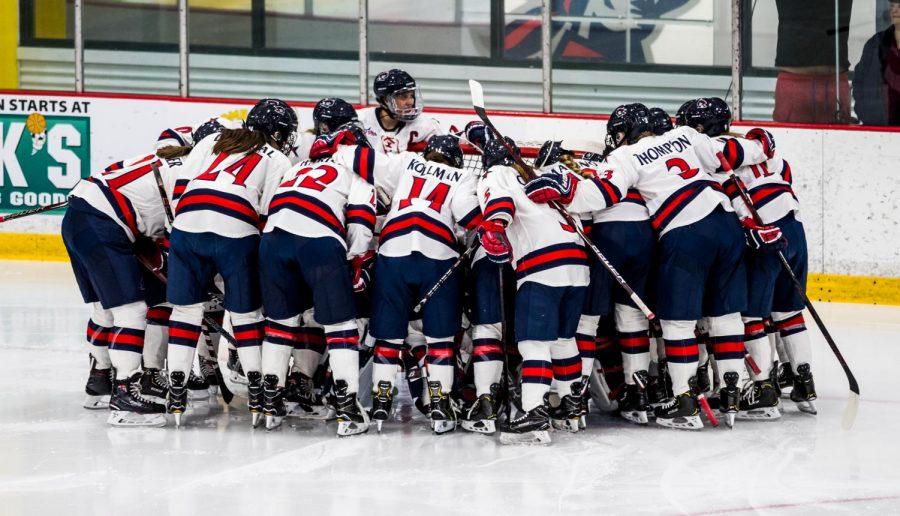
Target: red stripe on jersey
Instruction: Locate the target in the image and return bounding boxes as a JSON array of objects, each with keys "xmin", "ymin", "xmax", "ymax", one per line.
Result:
[
  {"xmin": 516, "ymin": 246, "xmax": 588, "ymax": 274},
  {"xmin": 380, "ymin": 214, "xmax": 456, "ymax": 246},
  {"xmin": 177, "ymin": 193, "xmax": 259, "ymax": 221}
]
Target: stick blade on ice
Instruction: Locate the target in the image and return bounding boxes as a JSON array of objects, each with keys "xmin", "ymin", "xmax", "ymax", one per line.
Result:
[
  {"xmin": 842, "ymin": 391, "xmax": 859, "ymax": 431},
  {"xmin": 468, "ymin": 79, "xmax": 485, "ymax": 110}
]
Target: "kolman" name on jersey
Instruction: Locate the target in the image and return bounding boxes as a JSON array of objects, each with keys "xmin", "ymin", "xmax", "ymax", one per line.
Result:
[
  {"xmin": 633, "ymin": 134, "xmax": 692, "ymax": 166},
  {"xmin": 407, "ymin": 159, "xmax": 463, "ymax": 182}
]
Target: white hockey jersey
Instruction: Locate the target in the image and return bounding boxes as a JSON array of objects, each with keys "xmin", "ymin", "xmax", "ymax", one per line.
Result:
[
  {"xmin": 264, "ymin": 146, "xmax": 377, "ymax": 258},
  {"xmin": 539, "ymin": 158, "xmax": 650, "ymax": 225},
  {"xmin": 172, "ymin": 134, "xmax": 291, "ymax": 238},
  {"xmin": 478, "ymin": 165, "xmax": 589, "ymax": 288},
  {"xmin": 369, "ymin": 151, "xmax": 481, "ymax": 260},
  {"xmin": 69, "ymin": 153, "xmax": 180, "ymax": 242},
  {"xmin": 358, "ymin": 107, "xmax": 444, "ymax": 154},
  {"xmin": 566, "ymin": 126, "xmax": 747, "ymax": 237},
  {"xmin": 714, "ymin": 136, "xmax": 800, "ymax": 225}
]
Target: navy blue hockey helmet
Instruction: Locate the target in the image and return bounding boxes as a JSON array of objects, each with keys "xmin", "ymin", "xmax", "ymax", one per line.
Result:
[
  {"xmin": 649, "ymin": 107, "xmax": 674, "ymax": 135},
  {"xmin": 191, "ymin": 118, "xmax": 225, "ymax": 144},
  {"xmin": 423, "ymin": 134, "xmax": 464, "ymax": 169},
  {"xmin": 246, "ymin": 98, "xmax": 298, "ymax": 154},
  {"xmin": 606, "ymin": 103, "xmax": 652, "ymax": 148},
  {"xmin": 482, "ymin": 136, "xmax": 519, "ymax": 170},
  {"xmin": 675, "ymin": 99, "xmax": 698, "ymax": 127},
  {"xmin": 535, "ymin": 140, "xmax": 574, "ymax": 168},
  {"xmin": 313, "ymin": 98, "xmax": 359, "ymax": 136},
  {"xmin": 685, "ymin": 97, "xmax": 732, "ymax": 137},
  {"xmin": 373, "ymin": 69, "xmax": 422, "ymax": 122}
]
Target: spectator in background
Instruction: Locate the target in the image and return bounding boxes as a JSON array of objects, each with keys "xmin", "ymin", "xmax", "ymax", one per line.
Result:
[
  {"xmin": 774, "ymin": 0, "xmax": 853, "ymax": 124},
  {"xmin": 853, "ymin": 0, "xmax": 900, "ymax": 125}
]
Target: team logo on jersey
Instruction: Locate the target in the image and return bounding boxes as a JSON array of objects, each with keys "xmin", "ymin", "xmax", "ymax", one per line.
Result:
[
  {"xmin": 0, "ymin": 106, "xmax": 90, "ymax": 211},
  {"xmin": 381, "ymin": 135, "xmax": 399, "ymax": 153}
]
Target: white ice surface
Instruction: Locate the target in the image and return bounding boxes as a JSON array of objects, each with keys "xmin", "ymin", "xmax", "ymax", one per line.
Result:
[{"xmin": 1, "ymin": 260, "xmax": 899, "ymax": 516}]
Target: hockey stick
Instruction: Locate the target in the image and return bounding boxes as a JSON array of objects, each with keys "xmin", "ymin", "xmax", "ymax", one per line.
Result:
[
  {"xmin": 150, "ymin": 162, "xmax": 235, "ymax": 404},
  {"xmin": 0, "ymin": 200, "xmax": 68, "ymax": 223},
  {"xmin": 716, "ymin": 153, "xmax": 859, "ymax": 430},
  {"xmin": 413, "ymin": 240, "xmax": 479, "ymax": 314},
  {"xmin": 468, "ymin": 80, "xmax": 655, "ymax": 322}
]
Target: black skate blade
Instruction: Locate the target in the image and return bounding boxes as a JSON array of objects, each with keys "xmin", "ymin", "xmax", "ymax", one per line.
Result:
[{"xmin": 499, "ymin": 430, "xmax": 551, "ymax": 445}]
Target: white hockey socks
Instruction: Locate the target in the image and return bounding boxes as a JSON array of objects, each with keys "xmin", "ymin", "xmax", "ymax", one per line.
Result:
[
  {"xmin": 230, "ymin": 309, "xmax": 264, "ymax": 375},
  {"xmin": 292, "ymin": 324, "xmax": 325, "ymax": 377},
  {"xmin": 372, "ymin": 338, "xmax": 404, "ymax": 392},
  {"xmin": 425, "ymin": 335, "xmax": 455, "ymax": 394},
  {"xmin": 743, "ymin": 317, "xmax": 772, "ymax": 380},
  {"xmin": 575, "ymin": 315, "xmax": 599, "ymax": 378},
  {"xmin": 615, "ymin": 304, "xmax": 650, "ymax": 384},
  {"xmin": 261, "ymin": 315, "xmax": 302, "ymax": 387},
  {"xmin": 472, "ymin": 323, "xmax": 504, "ymax": 396},
  {"xmin": 551, "ymin": 337, "xmax": 581, "ymax": 397},
  {"xmin": 167, "ymin": 303, "xmax": 205, "ymax": 377},
  {"xmin": 108, "ymin": 301, "xmax": 148, "ymax": 379},
  {"xmin": 325, "ymin": 319, "xmax": 361, "ymax": 394},
  {"xmin": 144, "ymin": 304, "xmax": 171, "ymax": 370},
  {"xmin": 661, "ymin": 319, "xmax": 699, "ymax": 395},
  {"xmin": 86, "ymin": 302, "xmax": 113, "ymax": 369},
  {"xmin": 518, "ymin": 340, "xmax": 553, "ymax": 411},
  {"xmin": 773, "ymin": 311, "xmax": 812, "ymax": 371},
  {"xmin": 707, "ymin": 313, "xmax": 746, "ymax": 384}
]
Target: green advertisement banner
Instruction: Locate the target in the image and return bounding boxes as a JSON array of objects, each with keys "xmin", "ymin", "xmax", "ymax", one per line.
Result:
[{"xmin": 0, "ymin": 112, "xmax": 90, "ymax": 212}]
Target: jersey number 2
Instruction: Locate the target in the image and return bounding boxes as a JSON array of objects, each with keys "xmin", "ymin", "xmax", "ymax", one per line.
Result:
[
  {"xmin": 399, "ymin": 176, "xmax": 450, "ymax": 212},
  {"xmin": 665, "ymin": 157, "xmax": 699, "ymax": 180},
  {"xmin": 282, "ymin": 164, "xmax": 339, "ymax": 191}
]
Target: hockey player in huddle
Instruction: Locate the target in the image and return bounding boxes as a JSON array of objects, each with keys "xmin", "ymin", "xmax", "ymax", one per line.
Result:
[
  {"xmin": 525, "ymin": 103, "xmax": 784, "ymax": 430},
  {"xmin": 475, "ymin": 138, "xmax": 588, "ymax": 443},
  {"xmin": 685, "ymin": 98, "xmax": 817, "ymax": 417},
  {"xmin": 359, "ymin": 69, "xmax": 443, "ymax": 154},
  {"xmin": 63, "ymin": 133, "xmax": 190, "ymax": 426},
  {"xmin": 536, "ymin": 139, "xmax": 656, "ymax": 427},
  {"xmin": 455, "ymin": 123, "xmax": 515, "ymax": 435},
  {"xmin": 165, "ymin": 98, "xmax": 297, "ymax": 427},
  {"xmin": 258, "ymin": 98, "xmax": 377, "ymax": 435},
  {"xmin": 366, "ymin": 134, "xmax": 483, "ymax": 434}
]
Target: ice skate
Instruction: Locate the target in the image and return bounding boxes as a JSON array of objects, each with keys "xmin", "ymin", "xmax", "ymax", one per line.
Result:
[
  {"xmin": 263, "ymin": 374, "xmax": 285, "ymax": 430},
  {"xmin": 776, "ymin": 362, "xmax": 795, "ymax": 398},
  {"xmin": 696, "ymin": 359, "xmax": 712, "ymax": 394},
  {"xmin": 573, "ymin": 376, "xmax": 589, "ymax": 430},
  {"xmin": 719, "ymin": 371, "xmax": 740, "ymax": 428},
  {"xmin": 246, "ymin": 371, "xmax": 264, "ymax": 427},
  {"xmin": 107, "ymin": 371, "xmax": 166, "ymax": 427},
  {"xmin": 139, "ymin": 367, "xmax": 168, "ymax": 405},
  {"xmin": 790, "ymin": 363, "xmax": 817, "ymax": 415},
  {"xmin": 166, "ymin": 371, "xmax": 188, "ymax": 427},
  {"xmin": 334, "ymin": 380, "xmax": 370, "ymax": 437},
  {"xmin": 461, "ymin": 384, "xmax": 500, "ymax": 435},
  {"xmin": 199, "ymin": 356, "xmax": 219, "ymax": 397},
  {"xmin": 618, "ymin": 371, "xmax": 650, "ymax": 425},
  {"xmin": 427, "ymin": 381, "xmax": 457, "ymax": 434},
  {"xmin": 226, "ymin": 348, "xmax": 248, "ymax": 385},
  {"xmin": 549, "ymin": 389, "xmax": 581, "ymax": 433},
  {"xmin": 187, "ymin": 370, "xmax": 210, "ymax": 402},
  {"xmin": 84, "ymin": 357, "xmax": 112, "ymax": 410},
  {"xmin": 370, "ymin": 380, "xmax": 394, "ymax": 432},
  {"xmin": 654, "ymin": 392, "xmax": 703, "ymax": 430},
  {"xmin": 738, "ymin": 379, "xmax": 781, "ymax": 421},
  {"xmin": 500, "ymin": 405, "xmax": 551, "ymax": 445},
  {"xmin": 285, "ymin": 371, "xmax": 333, "ymax": 420}
]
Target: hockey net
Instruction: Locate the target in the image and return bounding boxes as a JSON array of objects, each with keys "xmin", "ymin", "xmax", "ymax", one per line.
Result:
[{"xmin": 460, "ymin": 142, "xmax": 542, "ymax": 174}]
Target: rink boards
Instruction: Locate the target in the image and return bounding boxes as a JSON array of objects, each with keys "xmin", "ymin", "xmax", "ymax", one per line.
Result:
[{"xmin": 0, "ymin": 90, "xmax": 898, "ymax": 304}]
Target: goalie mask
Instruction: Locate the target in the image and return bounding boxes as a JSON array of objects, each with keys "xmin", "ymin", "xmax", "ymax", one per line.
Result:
[{"xmin": 373, "ymin": 69, "xmax": 423, "ymax": 122}]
